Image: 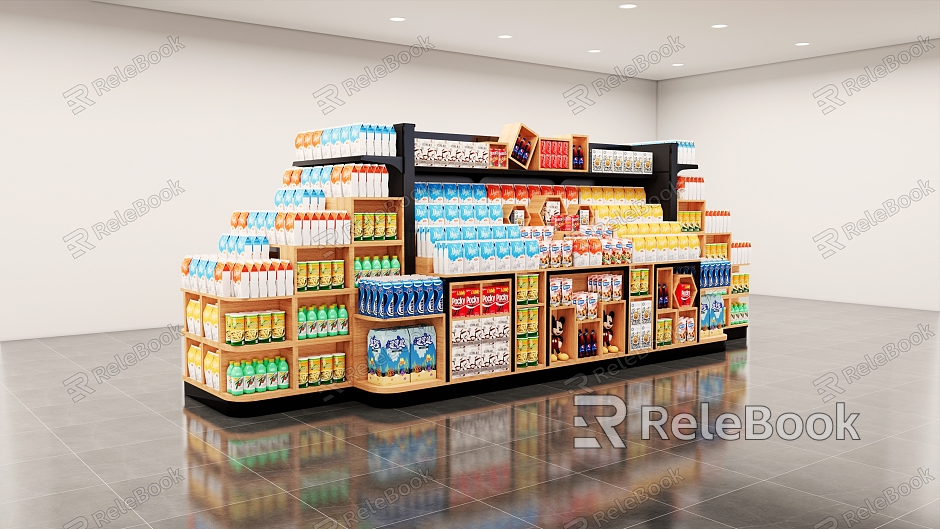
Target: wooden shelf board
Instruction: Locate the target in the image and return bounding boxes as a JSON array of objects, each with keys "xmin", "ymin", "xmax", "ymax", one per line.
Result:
[
  {"xmin": 296, "ymin": 288, "xmax": 358, "ymax": 297},
  {"xmin": 629, "ymin": 295, "xmax": 653, "ymax": 300},
  {"xmin": 183, "ymin": 332, "xmax": 295, "ymax": 352},
  {"xmin": 295, "ymin": 335, "xmax": 353, "ymax": 345},
  {"xmin": 575, "ymin": 317, "xmax": 602, "ymax": 324},
  {"xmin": 182, "ymin": 287, "xmax": 353, "ymax": 302},
  {"xmin": 292, "ymin": 155, "xmax": 402, "ymax": 171},
  {"xmin": 353, "ymin": 239, "xmax": 404, "ymax": 247},
  {"xmin": 547, "ymin": 352, "xmax": 621, "ymax": 368},
  {"xmin": 600, "ymin": 299, "xmax": 626, "ymax": 305},
  {"xmin": 517, "ymin": 302, "xmax": 546, "ymax": 308},
  {"xmin": 428, "ymin": 269, "xmax": 537, "ymax": 279},
  {"xmin": 270, "ymin": 243, "xmax": 351, "ymax": 250},
  {"xmin": 704, "ymin": 232, "xmax": 732, "ymax": 236},
  {"xmin": 354, "ymin": 313, "xmax": 444, "ymax": 323},
  {"xmin": 725, "ymin": 323, "xmax": 749, "ymax": 328},
  {"xmin": 699, "ymin": 333, "xmax": 728, "ymax": 343},
  {"xmin": 180, "ymin": 288, "xmax": 291, "ymax": 303},
  {"xmin": 449, "ymin": 368, "xmax": 518, "ymax": 384},
  {"xmin": 626, "ymin": 348, "xmax": 654, "ymax": 356},
  {"xmin": 353, "ymin": 378, "xmax": 446, "ymax": 394},
  {"xmin": 655, "ymin": 341, "xmax": 700, "ymax": 351},
  {"xmin": 451, "ymin": 311, "xmax": 513, "ymax": 321}
]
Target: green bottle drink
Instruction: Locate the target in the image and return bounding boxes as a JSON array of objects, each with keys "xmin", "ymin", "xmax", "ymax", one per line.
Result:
[
  {"xmin": 226, "ymin": 361, "xmax": 234, "ymax": 394},
  {"xmin": 231, "ymin": 361, "xmax": 244, "ymax": 396},
  {"xmin": 361, "ymin": 256, "xmax": 372, "ymax": 278},
  {"xmin": 307, "ymin": 306, "xmax": 318, "ymax": 340},
  {"xmin": 338, "ymin": 304, "xmax": 349, "ymax": 335},
  {"xmin": 277, "ymin": 356, "xmax": 289, "ymax": 389},
  {"xmin": 254, "ymin": 360, "xmax": 266, "ymax": 393},
  {"xmin": 266, "ymin": 357, "xmax": 278, "ymax": 391},
  {"xmin": 381, "ymin": 255, "xmax": 391, "ymax": 277},
  {"xmin": 298, "ymin": 307, "xmax": 307, "ymax": 341},
  {"xmin": 390, "ymin": 255, "xmax": 400, "ymax": 277},
  {"xmin": 316, "ymin": 305, "xmax": 328, "ymax": 338},
  {"xmin": 243, "ymin": 360, "xmax": 255, "ymax": 394},
  {"xmin": 327, "ymin": 304, "xmax": 338, "ymax": 337},
  {"xmin": 353, "ymin": 257, "xmax": 362, "ymax": 287},
  {"xmin": 371, "ymin": 256, "xmax": 381, "ymax": 277}
]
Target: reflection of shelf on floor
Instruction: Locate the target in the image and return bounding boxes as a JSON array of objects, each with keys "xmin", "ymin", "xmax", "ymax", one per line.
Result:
[
  {"xmin": 547, "ymin": 352, "xmax": 621, "ymax": 367},
  {"xmin": 353, "ymin": 378, "xmax": 446, "ymax": 394}
]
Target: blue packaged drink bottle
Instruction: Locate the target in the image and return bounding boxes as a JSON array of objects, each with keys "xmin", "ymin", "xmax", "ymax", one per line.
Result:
[
  {"xmin": 359, "ymin": 280, "xmax": 368, "ymax": 316},
  {"xmin": 434, "ymin": 279, "xmax": 443, "ymax": 313},
  {"xmin": 394, "ymin": 280, "xmax": 405, "ymax": 317},
  {"xmin": 414, "ymin": 280, "xmax": 426, "ymax": 315},
  {"xmin": 403, "ymin": 279, "xmax": 415, "ymax": 316},
  {"xmin": 382, "ymin": 282, "xmax": 394, "ymax": 318}
]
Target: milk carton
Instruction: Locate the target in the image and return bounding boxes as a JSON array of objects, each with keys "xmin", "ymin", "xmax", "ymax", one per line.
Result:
[
  {"xmin": 495, "ymin": 240, "xmax": 511, "ymax": 271},
  {"xmin": 510, "ymin": 240, "xmax": 526, "ymax": 270},
  {"xmin": 480, "ymin": 241, "xmax": 496, "ymax": 272}
]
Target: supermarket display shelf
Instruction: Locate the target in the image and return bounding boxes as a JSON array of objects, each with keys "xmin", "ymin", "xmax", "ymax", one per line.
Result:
[
  {"xmin": 450, "ymin": 368, "xmax": 520, "ymax": 384},
  {"xmin": 629, "ymin": 295, "xmax": 653, "ymax": 301},
  {"xmin": 182, "ymin": 287, "xmax": 355, "ymax": 302},
  {"xmin": 353, "ymin": 378, "xmax": 446, "ymax": 394},
  {"xmin": 548, "ymin": 352, "xmax": 621, "ymax": 368},
  {"xmin": 353, "ymin": 239, "xmax": 404, "ymax": 247},
  {"xmin": 451, "ymin": 312, "xmax": 513, "ymax": 321},
  {"xmin": 353, "ymin": 313, "xmax": 445, "ymax": 323},
  {"xmin": 655, "ymin": 341, "xmax": 701, "ymax": 352},
  {"xmin": 426, "ymin": 269, "xmax": 537, "ymax": 279},
  {"xmin": 270, "ymin": 243, "xmax": 351, "ymax": 250},
  {"xmin": 415, "ymin": 165, "xmax": 653, "ymax": 182},
  {"xmin": 292, "ymin": 155, "xmax": 403, "ymax": 172},
  {"xmin": 699, "ymin": 333, "xmax": 729, "ymax": 344},
  {"xmin": 703, "ymin": 232, "xmax": 732, "ymax": 236},
  {"xmin": 184, "ymin": 332, "xmax": 296, "ymax": 353},
  {"xmin": 725, "ymin": 322, "xmax": 749, "ymax": 328},
  {"xmin": 183, "ymin": 376, "xmax": 353, "ymax": 402}
]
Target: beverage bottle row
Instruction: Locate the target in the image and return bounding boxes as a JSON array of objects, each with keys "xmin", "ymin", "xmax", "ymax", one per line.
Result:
[{"xmin": 227, "ymin": 357, "xmax": 289, "ymax": 396}]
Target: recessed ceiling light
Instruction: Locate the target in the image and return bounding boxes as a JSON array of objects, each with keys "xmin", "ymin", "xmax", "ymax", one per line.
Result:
[
  {"xmin": 619, "ymin": 4, "xmax": 637, "ymax": 8},
  {"xmin": 711, "ymin": 24, "xmax": 727, "ymax": 28},
  {"xmin": 795, "ymin": 42, "xmax": 810, "ymax": 46},
  {"xmin": 498, "ymin": 35, "xmax": 512, "ymax": 39},
  {"xmin": 588, "ymin": 49, "xmax": 601, "ymax": 53},
  {"xmin": 672, "ymin": 63, "xmax": 684, "ymax": 66},
  {"xmin": 389, "ymin": 17, "xmax": 405, "ymax": 22}
]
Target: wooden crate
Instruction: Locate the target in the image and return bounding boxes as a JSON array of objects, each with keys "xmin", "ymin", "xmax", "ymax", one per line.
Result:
[
  {"xmin": 487, "ymin": 142, "xmax": 509, "ymax": 169},
  {"xmin": 525, "ymin": 195, "xmax": 567, "ymax": 227},
  {"xmin": 530, "ymin": 136, "xmax": 571, "ymax": 171},
  {"xmin": 498, "ymin": 122, "xmax": 539, "ymax": 170},
  {"xmin": 561, "ymin": 134, "xmax": 589, "ymax": 172}
]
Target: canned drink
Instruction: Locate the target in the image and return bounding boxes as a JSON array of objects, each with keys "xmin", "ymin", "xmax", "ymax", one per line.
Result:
[
  {"xmin": 308, "ymin": 356, "xmax": 321, "ymax": 386},
  {"xmin": 385, "ymin": 212, "xmax": 398, "ymax": 240},
  {"xmin": 296, "ymin": 261, "xmax": 308, "ymax": 292},
  {"xmin": 319, "ymin": 260, "xmax": 332, "ymax": 290},
  {"xmin": 516, "ymin": 337, "xmax": 528, "ymax": 368},
  {"xmin": 640, "ymin": 269, "xmax": 649, "ymax": 295},
  {"xmin": 271, "ymin": 311, "xmax": 286, "ymax": 342},
  {"xmin": 230, "ymin": 314, "xmax": 244, "ymax": 346},
  {"xmin": 333, "ymin": 353, "xmax": 346, "ymax": 382},
  {"xmin": 258, "ymin": 312, "xmax": 272, "ymax": 343},
  {"xmin": 527, "ymin": 274, "xmax": 539, "ymax": 303},
  {"xmin": 224, "ymin": 314, "xmax": 232, "ymax": 345},
  {"xmin": 516, "ymin": 307, "xmax": 528, "ymax": 336},
  {"xmin": 331, "ymin": 260, "xmax": 344, "ymax": 289},
  {"xmin": 353, "ymin": 213, "xmax": 363, "ymax": 241},
  {"xmin": 527, "ymin": 307, "xmax": 539, "ymax": 335},
  {"xmin": 306, "ymin": 261, "xmax": 319, "ymax": 291},
  {"xmin": 374, "ymin": 212, "xmax": 386, "ymax": 240},
  {"xmin": 362, "ymin": 213, "xmax": 375, "ymax": 240},
  {"xmin": 320, "ymin": 355, "xmax": 333, "ymax": 385},
  {"xmin": 244, "ymin": 313, "xmax": 258, "ymax": 345},
  {"xmin": 527, "ymin": 337, "xmax": 539, "ymax": 366},
  {"xmin": 299, "ymin": 358, "xmax": 309, "ymax": 388},
  {"xmin": 516, "ymin": 274, "xmax": 529, "ymax": 305}
]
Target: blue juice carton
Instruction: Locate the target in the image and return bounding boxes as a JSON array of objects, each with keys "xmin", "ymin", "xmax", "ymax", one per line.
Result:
[
  {"xmin": 444, "ymin": 204, "xmax": 460, "ymax": 225},
  {"xmin": 428, "ymin": 183, "xmax": 444, "ymax": 204},
  {"xmin": 414, "ymin": 279, "xmax": 427, "ymax": 315},
  {"xmin": 461, "ymin": 225, "xmax": 477, "ymax": 241},
  {"xmin": 495, "ymin": 240, "xmax": 512, "ymax": 271},
  {"xmin": 464, "ymin": 242, "xmax": 481, "ymax": 273},
  {"xmin": 477, "ymin": 224, "xmax": 493, "ymax": 240},
  {"xmin": 472, "ymin": 184, "xmax": 487, "ymax": 204},
  {"xmin": 510, "ymin": 240, "xmax": 526, "ymax": 270},
  {"xmin": 429, "ymin": 204, "xmax": 445, "ymax": 225},
  {"xmin": 443, "ymin": 183, "xmax": 459, "ymax": 204},
  {"xmin": 408, "ymin": 325, "xmax": 437, "ymax": 381},
  {"xmin": 430, "ymin": 226, "xmax": 446, "ymax": 245},
  {"xmin": 475, "ymin": 204, "xmax": 489, "ymax": 224},
  {"xmin": 480, "ymin": 241, "xmax": 496, "ymax": 273},
  {"xmin": 525, "ymin": 239, "xmax": 540, "ymax": 270},
  {"xmin": 415, "ymin": 204, "xmax": 429, "ymax": 226},
  {"xmin": 274, "ymin": 189, "xmax": 286, "ymax": 210},
  {"xmin": 414, "ymin": 182, "xmax": 429, "ymax": 204},
  {"xmin": 507, "ymin": 224, "xmax": 522, "ymax": 239},
  {"xmin": 492, "ymin": 224, "xmax": 508, "ymax": 240},
  {"xmin": 393, "ymin": 280, "xmax": 406, "ymax": 317},
  {"xmin": 459, "ymin": 204, "xmax": 476, "ymax": 225},
  {"xmin": 446, "ymin": 242, "xmax": 464, "ymax": 274},
  {"xmin": 247, "ymin": 212, "xmax": 259, "ymax": 235},
  {"xmin": 445, "ymin": 225, "xmax": 462, "ymax": 241},
  {"xmin": 457, "ymin": 183, "xmax": 473, "ymax": 203},
  {"xmin": 382, "ymin": 281, "xmax": 395, "ymax": 318},
  {"xmin": 489, "ymin": 204, "xmax": 503, "ymax": 223}
]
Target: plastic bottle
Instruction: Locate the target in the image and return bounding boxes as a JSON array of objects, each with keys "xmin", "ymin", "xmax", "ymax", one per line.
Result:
[
  {"xmin": 327, "ymin": 304, "xmax": 338, "ymax": 337},
  {"xmin": 338, "ymin": 304, "xmax": 349, "ymax": 335},
  {"xmin": 243, "ymin": 360, "xmax": 255, "ymax": 394},
  {"xmin": 226, "ymin": 361, "xmax": 234, "ymax": 394},
  {"xmin": 390, "ymin": 255, "xmax": 400, "ymax": 277},
  {"xmin": 317, "ymin": 305, "xmax": 328, "ymax": 338},
  {"xmin": 353, "ymin": 257, "xmax": 362, "ymax": 286},
  {"xmin": 307, "ymin": 305, "xmax": 319, "ymax": 340},
  {"xmin": 371, "ymin": 256, "xmax": 381, "ymax": 277},
  {"xmin": 381, "ymin": 255, "xmax": 391, "ymax": 277},
  {"xmin": 254, "ymin": 360, "xmax": 266, "ymax": 393},
  {"xmin": 266, "ymin": 357, "xmax": 278, "ymax": 391},
  {"xmin": 362, "ymin": 256, "xmax": 372, "ymax": 278},
  {"xmin": 230, "ymin": 361, "xmax": 243, "ymax": 396},
  {"xmin": 298, "ymin": 307, "xmax": 307, "ymax": 341},
  {"xmin": 277, "ymin": 356, "xmax": 289, "ymax": 389}
]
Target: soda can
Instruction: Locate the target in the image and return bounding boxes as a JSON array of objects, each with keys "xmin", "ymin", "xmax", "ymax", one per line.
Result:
[
  {"xmin": 527, "ymin": 336, "xmax": 539, "ymax": 366},
  {"xmin": 353, "ymin": 213, "xmax": 363, "ymax": 241},
  {"xmin": 527, "ymin": 274, "xmax": 539, "ymax": 303},
  {"xmin": 224, "ymin": 314, "xmax": 232, "ymax": 345},
  {"xmin": 385, "ymin": 212, "xmax": 398, "ymax": 240},
  {"xmin": 306, "ymin": 261, "xmax": 319, "ymax": 291},
  {"xmin": 320, "ymin": 355, "xmax": 333, "ymax": 385},
  {"xmin": 244, "ymin": 313, "xmax": 258, "ymax": 345},
  {"xmin": 331, "ymin": 260, "xmax": 344, "ymax": 289},
  {"xmin": 230, "ymin": 314, "xmax": 244, "ymax": 346},
  {"xmin": 362, "ymin": 213, "xmax": 374, "ymax": 240},
  {"xmin": 516, "ymin": 337, "xmax": 528, "ymax": 368},
  {"xmin": 296, "ymin": 261, "xmax": 308, "ymax": 292},
  {"xmin": 333, "ymin": 353, "xmax": 346, "ymax": 382},
  {"xmin": 258, "ymin": 312, "xmax": 272, "ymax": 343},
  {"xmin": 516, "ymin": 274, "xmax": 529, "ymax": 305},
  {"xmin": 271, "ymin": 311, "xmax": 286, "ymax": 342},
  {"xmin": 527, "ymin": 307, "xmax": 539, "ymax": 335},
  {"xmin": 308, "ymin": 355, "xmax": 321, "ymax": 386},
  {"xmin": 319, "ymin": 260, "xmax": 332, "ymax": 290},
  {"xmin": 299, "ymin": 358, "xmax": 309, "ymax": 388},
  {"xmin": 374, "ymin": 212, "xmax": 386, "ymax": 240}
]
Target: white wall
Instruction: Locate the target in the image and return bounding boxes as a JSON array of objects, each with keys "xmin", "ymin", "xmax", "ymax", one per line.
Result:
[
  {"xmin": 0, "ymin": 1, "xmax": 657, "ymax": 340},
  {"xmin": 657, "ymin": 43, "xmax": 940, "ymax": 311}
]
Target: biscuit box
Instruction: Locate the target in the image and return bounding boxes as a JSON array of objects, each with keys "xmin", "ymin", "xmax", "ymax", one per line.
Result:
[{"xmin": 408, "ymin": 325, "xmax": 437, "ymax": 382}]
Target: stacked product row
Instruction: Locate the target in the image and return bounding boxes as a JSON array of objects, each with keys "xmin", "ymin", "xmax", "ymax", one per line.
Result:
[
  {"xmin": 628, "ymin": 140, "xmax": 696, "ymax": 164},
  {"xmin": 590, "ymin": 149, "xmax": 653, "ymax": 174},
  {"xmin": 366, "ymin": 326, "xmax": 438, "ymax": 385},
  {"xmin": 352, "ymin": 255, "xmax": 402, "ymax": 285},
  {"xmin": 279, "ymin": 164, "xmax": 391, "ymax": 199},
  {"xmin": 453, "ymin": 311, "xmax": 513, "ymax": 378},
  {"xmin": 297, "ymin": 304, "xmax": 349, "ymax": 340},
  {"xmin": 294, "ymin": 124, "xmax": 397, "ymax": 160},
  {"xmin": 182, "ymin": 256, "xmax": 294, "ymax": 299},
  {"xmin": 414, "ymin": 138, "xmax": 494, "ymax": 169},
  {"xmin": 226, "ymin": 357, "xmax": 290, "ymax": 396},
  {"xmin": 357, "ymin": 276, "xmax": 444, "ymax": 319},
  {"xmin": 298, "ymin": 353, "xmax": 347, "ymax": 387}
]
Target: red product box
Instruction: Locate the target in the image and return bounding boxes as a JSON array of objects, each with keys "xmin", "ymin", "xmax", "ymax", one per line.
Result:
[
  {"xmin": 495, "ymin": 286, "xmax": 510, "ymax": 313},
  {"xmin": 486, "ymin": 184, "xmax": 502, "ymax": 202},
  {"xmin": 464, "ymin": 287, "xmax": 481, "ymax": 316},
  {"xmin": 501, "ymin": 184, "xmax": 515, "ymax": 204},
  {"xmin": 553, "ymin": 185, "xmax": 566, "ymax": 198},
  {"xmin": 540, "ymin": 185, "xmax": 554, "ymax": 196},
  {"xmin": 481, "ymin": 286, "xmax": 497, "ymax": 314},
  {"xmin": 527, "ymin": 185, "xmax": 541, "ymax": 201},
  {"xmin": 452, "ymin": 288, "xmax": 466, "ymax": 317},
  {"xmin": 514, "ymin": 185, "xmax": 528, "ymax": 205}
]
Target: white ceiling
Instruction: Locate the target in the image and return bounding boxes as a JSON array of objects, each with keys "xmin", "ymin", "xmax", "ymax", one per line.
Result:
[{"xmin": 96, "ymin": 0, "xmax": 940, "ymax": 80}]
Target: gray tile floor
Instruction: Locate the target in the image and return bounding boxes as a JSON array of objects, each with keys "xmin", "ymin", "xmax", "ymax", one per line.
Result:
[{"xmin": 1, "ymin": 295, "xmax": 938, "ymax": 528}]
